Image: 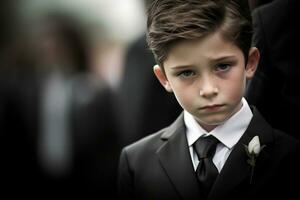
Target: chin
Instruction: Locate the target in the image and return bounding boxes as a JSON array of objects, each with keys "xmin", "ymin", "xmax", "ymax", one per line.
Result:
[
  {"xmin": 204, "ymin": 120, "xmax": 225, "ymax": 126},
  {"xmin": 200, "ymin": 115, "xmax": 228, "ymax": 126}
]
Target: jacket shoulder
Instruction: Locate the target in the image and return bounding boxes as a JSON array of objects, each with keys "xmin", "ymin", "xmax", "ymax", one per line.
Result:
[
  {"xmin": 272, "ymin": 128, "xmax": 300, "ymax": 154},
  {"xmin": 122, "ymin": 127, "xmax": 168, "ymax": 156}
]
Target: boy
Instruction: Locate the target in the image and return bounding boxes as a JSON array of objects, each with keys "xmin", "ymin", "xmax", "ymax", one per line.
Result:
[{"xmin": 117, "ymin": 0, "xmax": 300, "ymax": 200}]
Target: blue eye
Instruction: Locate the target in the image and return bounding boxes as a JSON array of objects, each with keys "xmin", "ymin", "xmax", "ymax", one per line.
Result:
[
  {"xmin": 216, "ymin": 63, "xmax": 231, "ymax": 71},
  {"xmin": 178, "ymin": 70, "xmax": 195, "ymax": 78}
]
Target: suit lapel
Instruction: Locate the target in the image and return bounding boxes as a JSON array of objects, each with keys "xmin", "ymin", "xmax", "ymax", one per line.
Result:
[
  {"xmin": 208, "ymin": 108, "xmax": 273, "ymax": 200},
  {"xmin": 157, "ymin": 113, "xmax": 204, "ymax": 200}
]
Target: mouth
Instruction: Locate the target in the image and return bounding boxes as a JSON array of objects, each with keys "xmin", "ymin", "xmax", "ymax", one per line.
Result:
[{"xmin": 199, "ymin": 104, "xmax": 225, "ymax": 111}]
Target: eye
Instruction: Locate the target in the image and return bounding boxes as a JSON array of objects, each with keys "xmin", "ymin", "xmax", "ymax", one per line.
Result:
[
  {"xmin": 177, "ymin": 70, "xmax": 196, "ymax": 78},
  {"xmin": 215, "ymin": 63, "xmax": 231, "ymax": 72}
]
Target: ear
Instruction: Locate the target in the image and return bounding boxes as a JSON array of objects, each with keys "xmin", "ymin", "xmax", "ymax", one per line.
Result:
[
  {"xmin": 245, "ymin": 47, "xmax": 260, "ymax": 79},
  {"xmin": 153, "ymin": 65, "xmax": 173, "ymax": 92}
]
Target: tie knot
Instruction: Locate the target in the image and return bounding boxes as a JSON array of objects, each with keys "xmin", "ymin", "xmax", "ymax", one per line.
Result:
[{"xmin": 193, "ymin": 135, "xmax": 219, "ymax": 159}]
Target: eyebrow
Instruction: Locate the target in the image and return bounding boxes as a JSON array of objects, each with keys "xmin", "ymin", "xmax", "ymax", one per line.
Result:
[
  {"xmin": 170, "ymin": 65, "xmax": 195, "ymax": 70},
  {"xmin": 170, "ymin": 55, "xmax": 237, "ymax": 69},
  {"xmin": 212, "ymin": 55, "xmax": 237, "ymax": 62}
]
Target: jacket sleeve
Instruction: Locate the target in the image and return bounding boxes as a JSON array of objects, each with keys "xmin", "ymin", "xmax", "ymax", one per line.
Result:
[{"xmin": 117, "ymin": 148, "xmax": 135, "ymax": 200}]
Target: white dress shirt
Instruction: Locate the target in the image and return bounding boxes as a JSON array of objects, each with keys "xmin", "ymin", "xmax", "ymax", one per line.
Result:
[
  {"xmin": 185, "ymin": 98, "xmax": 253, "ymax": 172},
  {"xmin": 39, "ymin": 70, "xmax": 73, "ymax": 177}
]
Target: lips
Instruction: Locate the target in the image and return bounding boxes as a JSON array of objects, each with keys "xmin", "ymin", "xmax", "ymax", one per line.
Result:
[{"xmin": 199, "ymin": 104, "xmax": 224, "ymax": 110}]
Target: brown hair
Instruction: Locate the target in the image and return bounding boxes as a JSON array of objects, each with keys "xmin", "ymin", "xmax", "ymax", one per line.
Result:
[{"xmin": 146, "ymin": 0, "xmax": 252, "ymax": 69}]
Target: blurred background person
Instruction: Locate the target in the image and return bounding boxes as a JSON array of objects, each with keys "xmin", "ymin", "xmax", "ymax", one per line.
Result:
[
  {"xmin": 32, "ymin": 14, "xmax": 119, "ymax": 197},
  {"xmin": 2, "ymin": 12, "xmax": 118, "ymax": 198},
  {"xmin": 246, "ymin": 0, "xmax": 300, "ymax": 140},
  {"xmin": 114, "ymin": 0, "xmax": 182, "ymax": 148},
  {"xmin": 1, "ymin": 0, "xmax": 146, "ymax": 198}
]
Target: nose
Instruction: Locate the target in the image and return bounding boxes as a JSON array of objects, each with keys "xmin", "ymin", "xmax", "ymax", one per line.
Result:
[{"xmin": 199, "ymin": 75, "xmax": 218, "ymax": 98}]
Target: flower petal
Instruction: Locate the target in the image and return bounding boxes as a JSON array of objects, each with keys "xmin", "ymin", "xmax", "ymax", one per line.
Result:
[
  {"xmin": 253, "ymin": 144, "xmax": 261, "ymax": 154},
  {"xmin": 248, "ymin": 136, "xmax": 260, "ymax": 154}
]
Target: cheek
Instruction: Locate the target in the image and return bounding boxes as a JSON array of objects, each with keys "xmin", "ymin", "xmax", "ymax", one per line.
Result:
[
  {"xmin": 170, "ymin": 83, "xmax": 196, "ymax": 109},
  {"xmin": 223, "ymin": 73, "xmax": 246, "ymax": 100}
]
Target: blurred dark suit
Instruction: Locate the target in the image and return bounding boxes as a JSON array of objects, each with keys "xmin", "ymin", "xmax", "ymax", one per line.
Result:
[
  {"xmin": 70, "ymin": 74, "xmax": 119, "ymax": 199},
  {"xmin": 0, "ymin": 69, "xmax": 42, "ymax": 197},
  {"xmin": 116, "ymin": 35, "xmax": 182, "ymax": 148},
  {"xmin": 248, "ymin": 0, "xmax": 273, "ymax": 10},
  {"xmin": 1, "ymin": 70, "xmax": 118, "ymax": 199},
  {"xmin": 1, "ymin": 5, "xmax": 119, "ymax": 199},
  {"xmin": 246, "ymin": 0, "xmax": 300, "ymax": 140}
]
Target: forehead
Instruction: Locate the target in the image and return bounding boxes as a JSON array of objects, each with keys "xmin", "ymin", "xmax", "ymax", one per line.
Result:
[{"xmin": 164, "ymin": 31, "xmax": 243, "ymax": 68}]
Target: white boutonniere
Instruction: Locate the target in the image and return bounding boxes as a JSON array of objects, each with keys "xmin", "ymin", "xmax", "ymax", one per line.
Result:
[{"xmin": 244, "ymin": 136, "xmax": 266, "ymax": 184}]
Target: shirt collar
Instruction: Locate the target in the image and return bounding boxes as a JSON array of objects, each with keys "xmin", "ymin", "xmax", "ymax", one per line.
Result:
[{"xmin": 185, "ymin": 98, "xmax": 253, "ymax": 149}]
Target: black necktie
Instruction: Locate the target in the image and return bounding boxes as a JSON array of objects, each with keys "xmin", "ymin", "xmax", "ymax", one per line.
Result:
[{"xmin": 193, "ymin": 135, "xmax": 219, "ymax": 195}]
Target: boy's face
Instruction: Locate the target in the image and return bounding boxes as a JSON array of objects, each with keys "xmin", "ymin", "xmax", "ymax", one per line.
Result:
[{"xmin": 154, "ymin": 31, "xmax": 259, "ymax": 131}]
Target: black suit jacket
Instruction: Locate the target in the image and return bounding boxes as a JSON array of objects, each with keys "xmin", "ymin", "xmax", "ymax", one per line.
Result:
[
  {"xmin": 118, "ymin": 108, "xmax": 300, "ymax": 200},
  {"xmin": 246, "ymin": 0, "xmax": 300, "ymax": 139}
]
